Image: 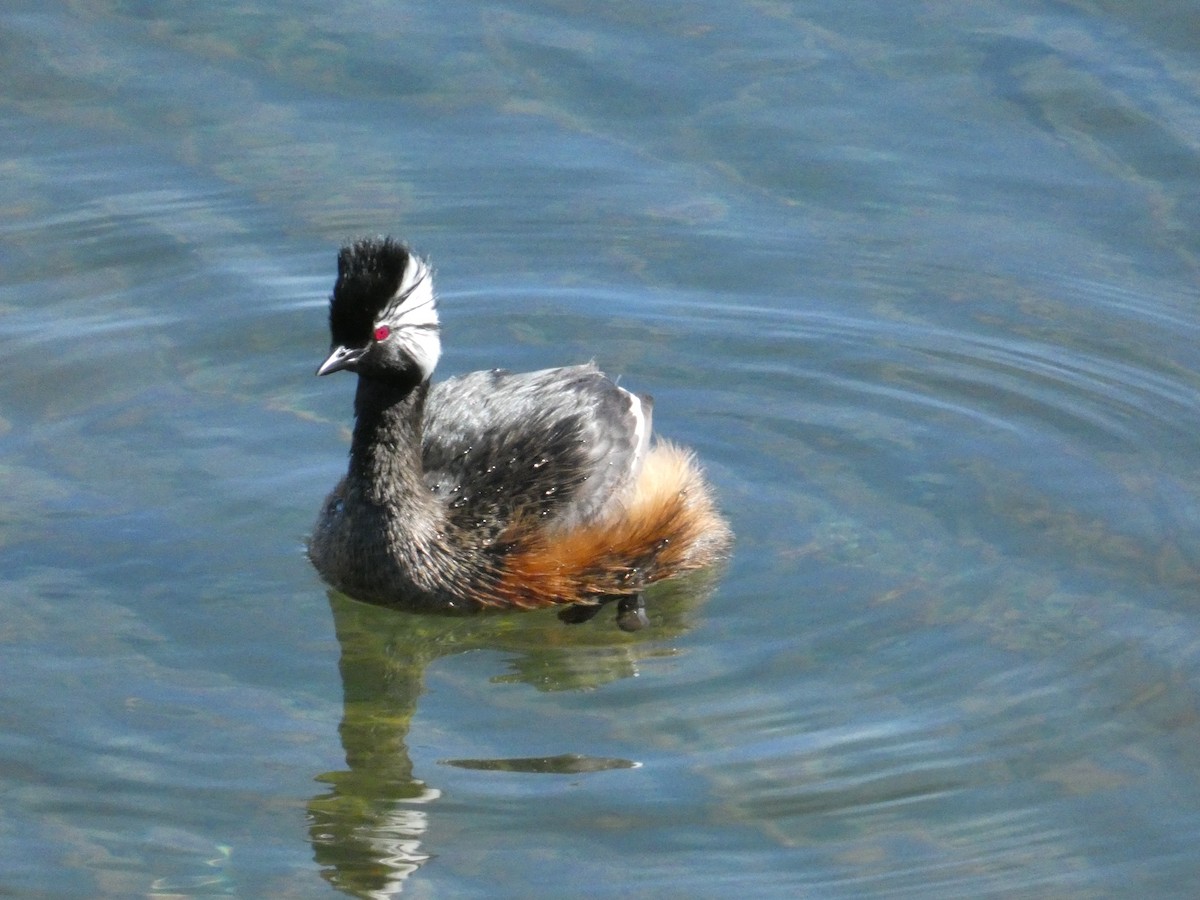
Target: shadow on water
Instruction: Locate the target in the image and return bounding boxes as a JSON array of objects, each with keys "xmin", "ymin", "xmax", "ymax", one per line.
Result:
[{"xmin": 307, "ymin": 569, "xmax": 722, "ymax": 898}]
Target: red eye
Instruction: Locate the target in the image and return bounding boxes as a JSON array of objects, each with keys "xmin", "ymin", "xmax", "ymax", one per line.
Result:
[{"xmin": 373, "ymin": 326, "xmax": 390, "ymax": 341}]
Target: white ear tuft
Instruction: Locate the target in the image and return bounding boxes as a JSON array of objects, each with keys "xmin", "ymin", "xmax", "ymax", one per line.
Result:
[{"xmin": 383, "ymin": 253, "xmax": 441, "ymax": 380}]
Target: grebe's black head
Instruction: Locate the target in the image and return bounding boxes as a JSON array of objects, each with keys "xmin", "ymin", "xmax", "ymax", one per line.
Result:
[{"xmin": 317, "ymin": 236, "xmax": 441, "ymax": 384}]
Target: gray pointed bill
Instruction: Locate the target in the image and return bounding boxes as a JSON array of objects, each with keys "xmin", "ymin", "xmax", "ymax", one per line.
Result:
[{"xmin": 316, "ymin": 344, "xmax": 368, "ymax": 376}]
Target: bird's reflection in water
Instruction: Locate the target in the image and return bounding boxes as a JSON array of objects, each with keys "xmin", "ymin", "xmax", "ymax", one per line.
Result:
[{"xmin": 307, "ymin": 572, "xmax": 721, "ymax": 898}]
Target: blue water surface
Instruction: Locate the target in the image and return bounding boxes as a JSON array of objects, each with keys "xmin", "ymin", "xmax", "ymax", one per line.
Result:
[{"xmin": 3, "ymin": 1, "xmax": 1200, "ymax": 896}]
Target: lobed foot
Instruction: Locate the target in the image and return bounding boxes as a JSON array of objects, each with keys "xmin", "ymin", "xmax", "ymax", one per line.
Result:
[
  {"xmin": 615, "ymin": 594, "xmax": 649, "ymax": 632},
  {"xmin": 558, "ymin": 603, "xmax": 604, "ymax": 625}
]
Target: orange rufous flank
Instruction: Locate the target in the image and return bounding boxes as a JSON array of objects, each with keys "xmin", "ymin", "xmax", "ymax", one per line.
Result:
[{"xmin": 490, "ymin": 442, "xmax": 732, "ymax": 609}]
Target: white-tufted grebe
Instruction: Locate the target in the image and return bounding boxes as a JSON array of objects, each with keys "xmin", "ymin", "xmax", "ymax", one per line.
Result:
[{"xmin": 307, "ymin": 237, "xmax": 731, "ymax": 630}]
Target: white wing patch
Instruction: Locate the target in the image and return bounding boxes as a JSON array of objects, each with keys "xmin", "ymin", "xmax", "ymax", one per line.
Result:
[
  {"xmin": 382, "ymin": 253, "xmax": 442, "ymax": 380},
  {"xmin": 622, "ymin": 387, "xmax": 651, "ymax": 473}
]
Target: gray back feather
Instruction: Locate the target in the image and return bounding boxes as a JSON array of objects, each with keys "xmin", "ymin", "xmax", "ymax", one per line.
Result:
[{"xmin": 421, "ymin": 363, "xmax": 650, "ymax": 538}]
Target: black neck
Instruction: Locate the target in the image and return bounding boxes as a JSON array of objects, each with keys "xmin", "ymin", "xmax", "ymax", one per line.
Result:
[{"xmin": 349, "ymin": 376, "xmax": 434, "ymax": 513}]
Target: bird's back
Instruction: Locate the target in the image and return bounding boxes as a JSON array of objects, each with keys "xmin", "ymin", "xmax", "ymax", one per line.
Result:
[{"xmin": 421, "ymin": 363, "xmax": 650, "ymax": 539}]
